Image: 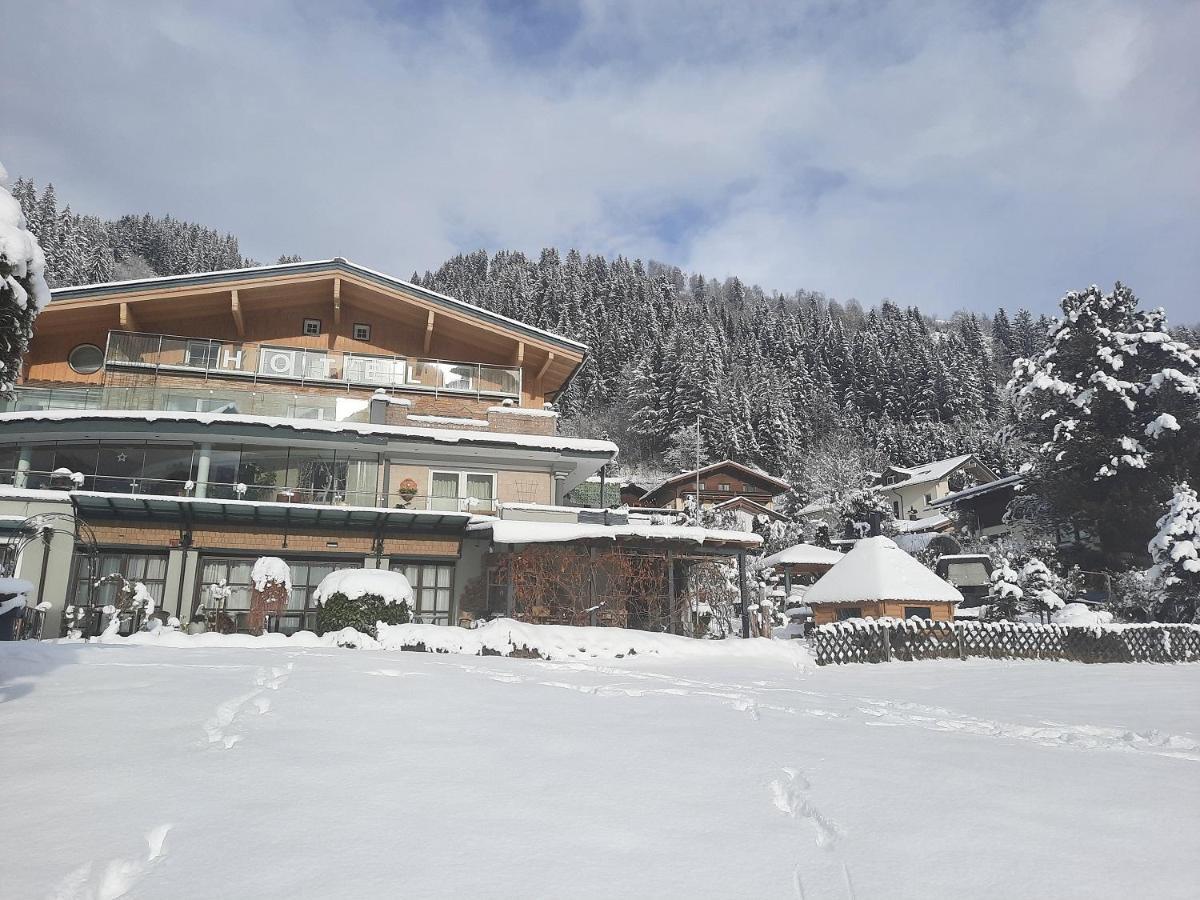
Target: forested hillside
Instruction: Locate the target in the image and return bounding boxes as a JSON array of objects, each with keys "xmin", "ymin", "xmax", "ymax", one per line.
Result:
[
  {"xmin": 413, "ymin": 250, "xmax": 1052, "ymax": 495},
  {"xmin": 10, "ymin": 179, "xmax": 254, "ymax": 287}
]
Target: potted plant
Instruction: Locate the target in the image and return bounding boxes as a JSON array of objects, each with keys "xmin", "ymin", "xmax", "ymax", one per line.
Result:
[{"xmin": 396, "ymin": 477, "xmax": 419, "ymax": 508}]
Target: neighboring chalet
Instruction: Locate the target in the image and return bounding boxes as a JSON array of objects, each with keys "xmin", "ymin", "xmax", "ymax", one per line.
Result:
[
  {"xmin": 928, "ymin": 473, "xmax": 1025, "ymax": 539},
  {"xmin": 802, "ymin": 453, "xmax": 1004, "ymax": 543},
  {"xmin": 637, "ymin": 461, "xmax": 791, "ymax": 532},
  {"xmin": 0, "ymin": 259, "xmax": 759, "ymax": 638},
  {"xmin": 878, "ymin": 453, "xmax": 999, "ymax": 524}
]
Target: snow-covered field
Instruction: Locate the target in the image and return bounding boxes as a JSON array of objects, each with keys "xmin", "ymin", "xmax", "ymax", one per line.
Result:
[{"xmin": 2, "ymin": 637, "xmax": 1198, "ymax": 899}]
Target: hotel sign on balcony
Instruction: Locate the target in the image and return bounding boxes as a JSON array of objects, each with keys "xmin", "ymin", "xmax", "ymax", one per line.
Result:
[{"xmin": 258, "ymin": 347, "xmax": 331, "ymax": 380}]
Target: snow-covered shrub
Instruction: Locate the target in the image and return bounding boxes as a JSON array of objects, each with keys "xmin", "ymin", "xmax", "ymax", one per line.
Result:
[
  {"xmin": 92, "ymin": 572, "xmax": 156, "ymax": 637},
  {"xmin": 1019, "ymin": 557, "xmax": 1065, "ymax": 622},
  {"xmin": 1147, "ymin": 483, "xmax": 1200, "ymax": 623},
  {"xmin": 313, "ymin": 569, "xmax": 413, "ymax": 636},
  {"xmin": 986, "ymin": 558, "xmax": 1024, "ymax": 621},
  {"xmin": 0, "ymin": 161, "xmax": 50, "ymax": 395}
]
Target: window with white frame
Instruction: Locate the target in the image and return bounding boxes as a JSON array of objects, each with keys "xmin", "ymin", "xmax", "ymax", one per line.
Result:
[
  {"xmin": 429, "ymin": 471, "xmax": 495, "ymax": 513},
  {"xmin": 352, "ymin": 323, "xmax": 371, "ymax": 341},
  {"xmin": 303, "ymin": 318, "xmax": 321, "ymax": 336}
]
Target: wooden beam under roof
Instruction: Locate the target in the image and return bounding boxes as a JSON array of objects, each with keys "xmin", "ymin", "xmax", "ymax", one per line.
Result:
[
  {"xmin": 231, "ymin": 290, "xmax": 244, "ymax": 336},
  {"xmin": 119, "ymin": 301, "xmax": 138, "ymax": 331},
  {"xmin": 423, "ymin": 310, "xmax": 435, "ymax": 355},
  {"xmin": 513, "ymin": 341, "xmax": 525, "ymax": 367},
  {"xmin": 536, "ymin": 351, "xmax": 556, "ymax": 380},
  {"xmin": 332, "ymin": 277, "xmax": 342, "ymax": 325}
]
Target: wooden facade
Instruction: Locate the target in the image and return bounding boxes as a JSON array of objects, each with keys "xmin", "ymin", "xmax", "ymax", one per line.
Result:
[
  {"xmin": 639, "ymin": 460, "xmax": 791, "ymax": 510},
  {"xmin": 21, "ymin": 260, "xmax": 586, "ymax": 419},
  {"xmin": 811, "ymin": 600, "xmax": 957, "ymax": 625}
]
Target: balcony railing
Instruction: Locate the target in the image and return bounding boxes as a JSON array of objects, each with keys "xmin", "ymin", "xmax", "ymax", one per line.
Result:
[
  {"xmin": 1, "ymin": 384, "xmax": 373, "ymax": 423},
  {"xmin": 105, "ymin": 331, "xmax": 522, "ymax": 398},
  {"xmin": 0, "ymin": 468, "xmax": 496, "ymax": 514}
]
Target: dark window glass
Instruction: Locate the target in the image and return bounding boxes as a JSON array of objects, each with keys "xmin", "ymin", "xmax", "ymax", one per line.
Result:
[
  {"xmin": 142, "ymin": 445, "xmax": 194, "ymax": 496},
  {"xmin": 904, "ymin": 606, "xmax": 933, "ymax": 620},
  {"xmin": 836, "ymin": 607, "xmax": 863, "ymax": 621}
]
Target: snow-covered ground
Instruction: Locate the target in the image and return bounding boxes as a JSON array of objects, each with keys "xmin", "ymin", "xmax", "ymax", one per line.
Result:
[{"xmin": 2, "ymin": 638, "xmax": 1198, "ymax": 899}]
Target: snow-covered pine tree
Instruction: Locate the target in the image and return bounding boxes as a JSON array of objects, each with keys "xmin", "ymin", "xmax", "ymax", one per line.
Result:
[
  {"xmin": 1019, "ymin": 557, "xmax": 1065, "ymax": 622},
  {"xmin": 1008, "ymin": 283, "xmax": 1200, "ymax": 563},
  {"xmin": 987, "ymin": 558, "xmax": 1024, "ymax": 621},
  {"xmin": 1146, "ymin": 483, "xmax": 1200, "ymax": 622},
  {"xmin": 0, "ymin": 163, "xmax": 50, "ymax": 395}
]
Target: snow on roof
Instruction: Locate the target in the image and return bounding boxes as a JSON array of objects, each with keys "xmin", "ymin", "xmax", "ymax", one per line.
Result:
[
  {"xmin": 67, "ymin": 490, "xmax": 473, "ymax": 520},
  {"xmin": 805, "ymin": 536, "xmax": 963, "ymax": 605},
  {"xmin": 469, "ymin": 518, "xmax": 761, "ymax": 548},
  {"xmin": 640, "ymin": 460, "xmax": 791, "ymax": 499},
  {"xmin": 928, "ymin": 473, "xmax": 1024, "ymax": 508},
  {"xmin": 0, "ymin": 577, "xmax": 34, "ymax": 596},
  {"xmin": 759, "ymin": 543, "xmax": 844, "ymax": 570},
  {"xmin": 892, "ymin": 513, "xmax": 952, "ymax": 534},
  {"xmin": 406, "ymin": 414, "xmax": 488, "ymax": 428},
  {"xmin": 313, "ymin": 568, "xmax": 413, "ymax": 606},
  {"xmin": 0, "ymin": 410, "xmax": 618, "ymax": 457},
  {"xmin": 487, "ymin": 405, "xmax": 558, "ymax": 417},
  {"xmin": 48, "ymin": 258, "xmax": 588, "ymax": 353},
  {"xmin": 883, "ymin": 454, "xmax": 978, "ymax": 490}
]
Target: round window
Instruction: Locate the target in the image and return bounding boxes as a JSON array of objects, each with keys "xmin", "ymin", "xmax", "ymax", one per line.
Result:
[{"xmin": 68, "ymin": 344, "xmax": 104, "ymax": 375}]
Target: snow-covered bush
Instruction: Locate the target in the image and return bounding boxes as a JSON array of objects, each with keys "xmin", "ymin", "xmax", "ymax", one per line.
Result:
[
  {"xmin": 92, "ymin": 572, "xmax": 156, "ymax": 638},
  {"xmin": 0, "ymin": 161, "xmax": 50, "ymax": 395},
  {"xmin": 313, "ymin": 569, "xmax": 413, "ymax": 636},
  {"xmin": 1147, "ymin": 483, "xmax": 1200, "ymax": 622},
  {"xmin": 1019, "ymin": 557, "xmax": 1065, "ymax": 622},
  {"xmin": 835, "ymin": 488, "xmax": 895, "ymax": 539},
  {"xmin": 986, "ymin": 558, "xmax": 1023, "ymax": 621}
]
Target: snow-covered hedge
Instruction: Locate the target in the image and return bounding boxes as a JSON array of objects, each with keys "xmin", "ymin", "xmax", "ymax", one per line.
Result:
[
  {"xmin": 313, "ymin": 568, "xmax": 413, "ymax": 635},
  {"xmin": 812, "ymin": 617, "xmax": 1200, "ymax": 666}
]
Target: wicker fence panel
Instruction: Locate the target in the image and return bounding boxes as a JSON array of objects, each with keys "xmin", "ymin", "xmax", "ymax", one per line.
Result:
[{"xmin": 812, "ymin": 619, "xmax": 1200, "ymax": 666}]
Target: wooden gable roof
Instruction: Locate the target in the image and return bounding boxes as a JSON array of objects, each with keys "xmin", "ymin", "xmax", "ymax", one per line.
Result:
[
  {"xmin": 640, "ymin": 460, "xmax": 792, "ymax": 504},
  {"xmin": 40, "ymin": 258, "xmax": 587, "ymax": 397}
]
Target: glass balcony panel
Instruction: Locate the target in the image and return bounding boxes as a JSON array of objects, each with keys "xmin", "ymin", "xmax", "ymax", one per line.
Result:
[
  {"xmin": 479, "ymin": 365, "xmax": 520, "ymax": 396},
  {"xmin": 440, "ymin": 363, "xmax": 477, "ymax": 393},
  {"xmin": 105, "ymin": 332, "xmax": 160, "ymax": 366},
  {"xmin": 344, "ymin": 353, "xmax": 405, "ymax": 388},
  {"xmin": 155, "ymin": 336, "xmax": 192, "ymax": 369}
]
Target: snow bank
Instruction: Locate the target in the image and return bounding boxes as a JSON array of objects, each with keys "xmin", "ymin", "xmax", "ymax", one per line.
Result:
[
  {"xmin": 86, "ymin": 619, "xmax": 812, "ymax": 666},
  {"xmin": 377, "ymin": 618, "xmax": 811, "ymax": 664},
  {"xmin": 313, "ymin": 568, "xmax": 413, "ymax": 606},
  {"xmin": 1051, "ymin": 603, "xmax": 1115, "ymax": 627}
]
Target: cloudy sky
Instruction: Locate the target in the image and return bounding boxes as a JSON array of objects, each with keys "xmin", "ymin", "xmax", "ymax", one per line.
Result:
[{"xmin": 2, "ymin": 0, "xmax": 1197, "ymax": 317}]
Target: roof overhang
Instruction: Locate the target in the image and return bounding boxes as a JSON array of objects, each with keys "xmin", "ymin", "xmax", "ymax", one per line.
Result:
[{"xmin": 68, "ymin": 491, "xmax": 472, "ymax": 534}]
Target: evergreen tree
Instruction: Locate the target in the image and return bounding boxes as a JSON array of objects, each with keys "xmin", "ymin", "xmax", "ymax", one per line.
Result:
[
  {"xmin": 0, "ymin": 163, "xmax": 51, "ymax": 394},
  {"xmin": 1147, "ymin": 483, "xmax": 1200, "ymax": 622},
  {"xmin": 987, "ymin": 558, "xmax": 1024, "ymax": 621},
  {"xmin": 1019, "ymin": 557, "xmax": 1065, "ymax": 622},
  {"xmin": 1009, "ymin": 283, "xmax": 1200, "ymax": 563}
]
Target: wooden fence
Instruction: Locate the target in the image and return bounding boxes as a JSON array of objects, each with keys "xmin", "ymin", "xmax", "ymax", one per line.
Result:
[{"xmin": 811, "ymin": 618, "xmax": 1200, "ymax": 666}]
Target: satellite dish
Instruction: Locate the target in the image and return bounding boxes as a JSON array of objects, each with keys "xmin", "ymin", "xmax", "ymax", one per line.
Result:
[{"xmin": 927, "ymin": 534, "xmax": 962, "ymax": 556}]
